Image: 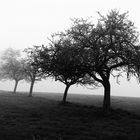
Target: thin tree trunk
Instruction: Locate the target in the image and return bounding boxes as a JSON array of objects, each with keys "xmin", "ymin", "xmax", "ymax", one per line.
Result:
[
  {"xmin": 13, "ymin": 80, "xmax": 18, "ymax": 93},
  {"xmin": 62, "ymin": 84, "xmax": 70, "ymax": 103},
  {"xmin": 103, "ymin": 80, "xmax": 111, "ymax": 111},
  {"xmin": 28, "ymin": 80, "xmax": 35, "ymax": 97}
]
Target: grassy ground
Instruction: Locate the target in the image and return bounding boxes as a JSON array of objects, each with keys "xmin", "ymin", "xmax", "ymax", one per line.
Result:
[
  {"xmin": 33, "ymin": 92, "xmax": 140, "ymax": 115},
  {"xmin": 0, "ymin": 91, "xmax": 140, "ymax": 140}
]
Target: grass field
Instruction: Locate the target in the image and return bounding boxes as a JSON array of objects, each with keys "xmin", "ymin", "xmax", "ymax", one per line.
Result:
[{"xmin": 0, "ymin": 90, "xmax": 140, "ymax": 140}]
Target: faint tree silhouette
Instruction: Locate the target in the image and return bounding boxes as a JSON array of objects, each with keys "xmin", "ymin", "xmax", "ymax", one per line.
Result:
[
  {"xmin": 23, "ymin": 46, "xmax": 46, "ymax": 97},
  {"xmin": 0, "ymin": 48, "xmax": 25, "ymax": 93}
]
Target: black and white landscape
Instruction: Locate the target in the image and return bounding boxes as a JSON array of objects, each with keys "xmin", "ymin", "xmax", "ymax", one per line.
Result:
[{"xmin": 0, "ymin": 0, "xmax": 140, "ymax": 139}]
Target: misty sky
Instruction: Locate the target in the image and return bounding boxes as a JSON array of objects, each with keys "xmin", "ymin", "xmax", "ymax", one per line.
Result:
[{"xmin": 0, "ymin": 0, "xmax": 140, "ymax": 97}]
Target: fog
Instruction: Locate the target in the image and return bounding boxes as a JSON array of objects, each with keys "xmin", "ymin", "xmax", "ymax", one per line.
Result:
[{"xmin": 0, "ymin": 0, "xmax": 140, "ymax": 97}]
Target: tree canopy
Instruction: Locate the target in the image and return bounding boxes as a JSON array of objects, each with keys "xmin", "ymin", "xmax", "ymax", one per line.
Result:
[
  {"xmin": 39, "ymin": 35, "xmax": 94, "ymax": 103},
  {"xmin": 66, "ymin": 10, "xmax": 140, "ymax": 110}
]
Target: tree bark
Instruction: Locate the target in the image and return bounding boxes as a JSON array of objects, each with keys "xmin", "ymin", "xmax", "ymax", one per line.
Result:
[
  {"xmin": 103, "ymin": 80, "xmax": 111, "ymax": 111},
  {"xmin": 13, "ymin": 80, "xmax": 18, "ymax": 93},
  {"xmin": 62, "ymin": 84, "xmax": 70, "ymax": 103},
  {"xmin": 28, "ymin": 79, "xmax": 35, "ymax": 97}
]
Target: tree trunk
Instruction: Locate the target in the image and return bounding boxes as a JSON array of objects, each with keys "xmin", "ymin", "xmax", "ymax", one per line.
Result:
[
  {"xmin": 28, "ymin": 80, "xmax": 35, "ymax": 97},
  {"xmin": 103, "ymin": 80, "xmax": 111, "ymax": 111},
  {"xmin": 13, "ymin": 80, "xmax": 18, "ymax": 93},
  {"xmin": 62, "ymin": 84, "xmax": 70, "ymax": 103}
]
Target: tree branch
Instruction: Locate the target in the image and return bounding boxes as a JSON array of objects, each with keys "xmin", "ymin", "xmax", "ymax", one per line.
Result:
[
  {"xmin": 89, "ymin": 72, "xmax": 103, "ymax": 84},
  {"xmin": 109, "ymin": 62, "xmax": 126, "ymax": 70}
]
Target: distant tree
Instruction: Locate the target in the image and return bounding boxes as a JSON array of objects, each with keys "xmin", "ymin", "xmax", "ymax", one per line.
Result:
[
  {"xmin": 39, "ymin": 36, "xmax": 95, "ymax": 104},
  {"xmin": 0, "ymin": 48, "xmax": 25, "ymax": 93},
  {"xmin": 67, "ymin": 10, "xmax": 139, "ymax": 111},
  {"xmin": 23, "ymin": 46, "xmax": 45, "ymax": 97}
]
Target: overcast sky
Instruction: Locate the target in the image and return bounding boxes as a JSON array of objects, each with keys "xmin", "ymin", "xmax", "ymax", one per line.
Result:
[{"xmin": 0, "ymin": 0, "xmax": 140, "ymax": 97}]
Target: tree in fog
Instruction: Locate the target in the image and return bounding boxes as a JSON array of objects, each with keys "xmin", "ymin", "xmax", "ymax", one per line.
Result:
[
  {"xmin": 67, "ymin": 10, "xmax": 139, "ymax": 110},
  {"xmin": 39, "ymin": 36, "xmax": 96, "ymax": 104},
  {"xmin": 23, "ymin": 46, "xmax": 45, "ymax": 97},
  {"xmin": 0, "ymin": 48, "xmax": 25, "ymax": 93}
]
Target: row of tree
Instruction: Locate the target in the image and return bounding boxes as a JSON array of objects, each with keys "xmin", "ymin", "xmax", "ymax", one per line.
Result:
[
  {"xmin": 0, "ymin": 9, "xmax": 140, "ymax": 111},
  {"xmin": 0, "ymin": 47, "xmax": 43, "ymax": 96}
]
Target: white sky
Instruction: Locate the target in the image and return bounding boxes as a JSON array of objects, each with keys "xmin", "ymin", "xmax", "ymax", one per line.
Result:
[{"xmin": 0, "ymin": 0, "xmax": 140, "ymax": 97}]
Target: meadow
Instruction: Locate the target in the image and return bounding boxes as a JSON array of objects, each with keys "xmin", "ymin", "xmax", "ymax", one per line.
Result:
[{"xmin": 0, "ymin": 90, "xmax": 140, "ymax": 140}]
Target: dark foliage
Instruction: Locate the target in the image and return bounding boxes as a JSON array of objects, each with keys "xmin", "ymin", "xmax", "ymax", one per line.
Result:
[
  {"xmin": 66, "ymin": 10, "xmax": 140, "ymax": 110},
  {"xmin": 39, "ymin": 36, "xmax": 97, "ymax": 103}
]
